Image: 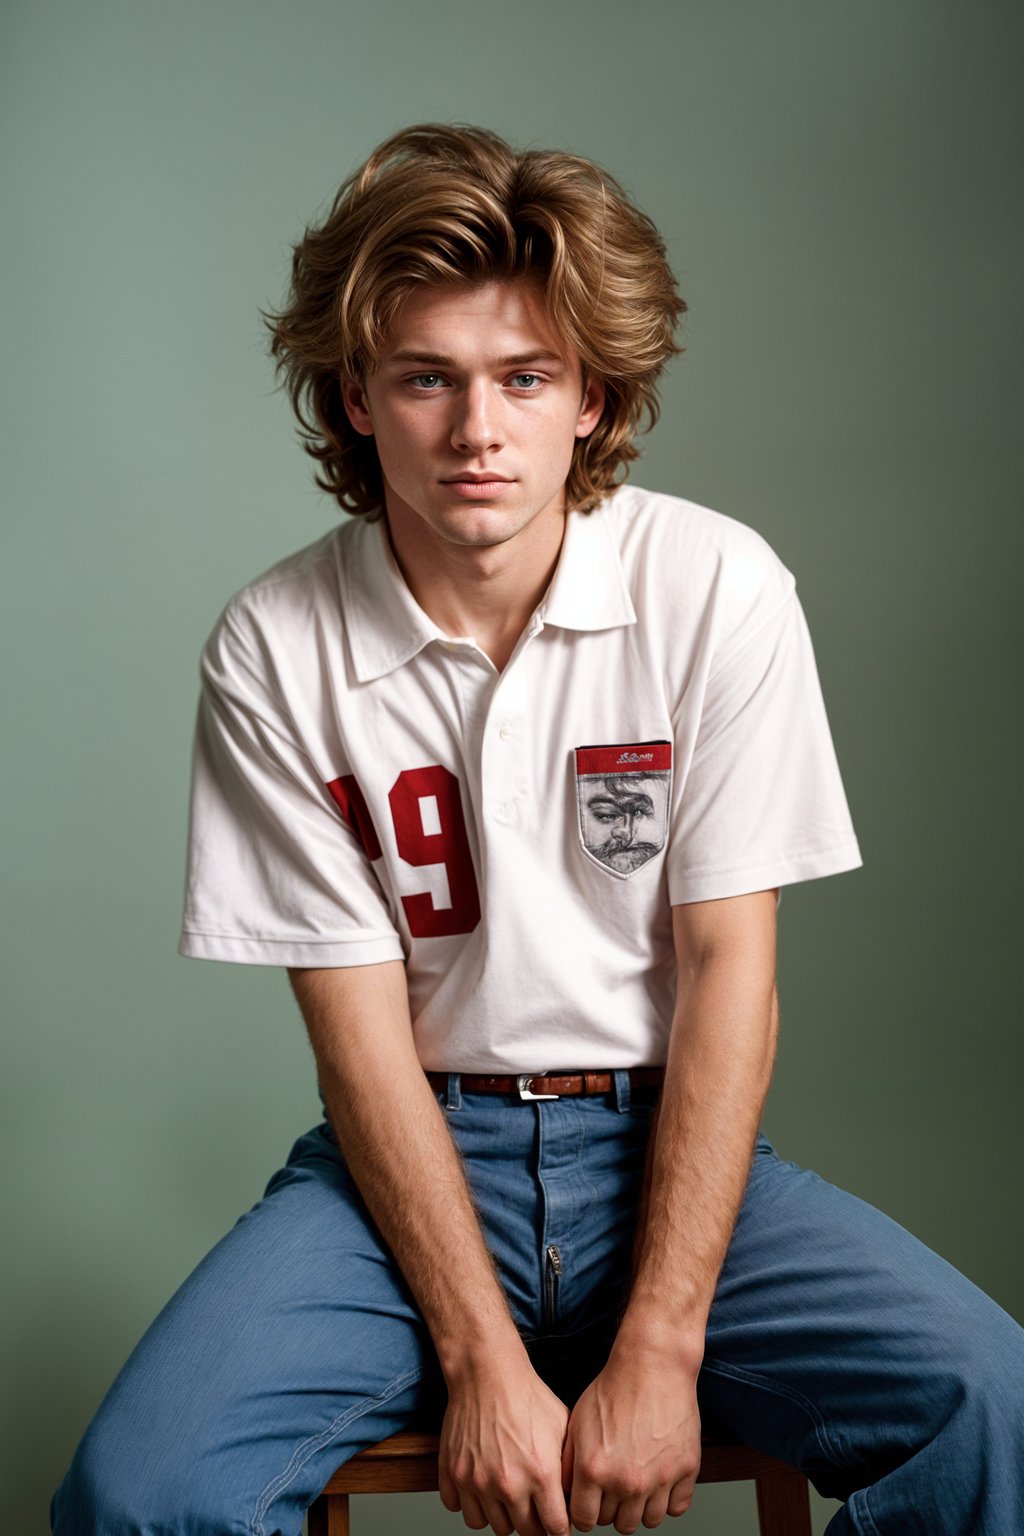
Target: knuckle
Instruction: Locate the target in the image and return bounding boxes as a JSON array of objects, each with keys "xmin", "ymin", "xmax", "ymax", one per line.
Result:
[
  {"xmin": 577, "ymin": 1455, "xmax": 606, "ymax": 1485},
  {"xmin": 531, "ymin": 1457, "xmax": 557, "ymax": 1486}
]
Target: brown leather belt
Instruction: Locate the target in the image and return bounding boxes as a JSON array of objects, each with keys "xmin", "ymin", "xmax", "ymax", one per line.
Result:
[{"xmin": 424, "ymin": 1067, "xmax": 664, "ymax": 1101}]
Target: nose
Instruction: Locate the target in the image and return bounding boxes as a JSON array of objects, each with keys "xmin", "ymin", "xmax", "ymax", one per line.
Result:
[
  {"xmin": 610, "ymin": 815, "xmax": 637, "ymax": 847},
  {"xmin": 450, "ymin": 380, "xmax": 503, "ymax": 455}
]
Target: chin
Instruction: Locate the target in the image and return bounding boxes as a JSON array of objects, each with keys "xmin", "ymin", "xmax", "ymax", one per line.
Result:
[{"xmin": 431, "ymin": 504, "xmax": 534, "ymax": 546}]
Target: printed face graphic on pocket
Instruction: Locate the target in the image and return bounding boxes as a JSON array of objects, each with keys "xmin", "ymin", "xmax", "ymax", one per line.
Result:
[{"xmin": 574, "ymin": 742, "xmax": 672, "ymax": 877}]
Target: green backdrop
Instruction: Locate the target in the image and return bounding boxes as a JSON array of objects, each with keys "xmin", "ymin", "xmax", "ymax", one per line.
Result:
[{"xmin": 4, "ymin": 3, "xmax": 1021, "ymax": 1532}]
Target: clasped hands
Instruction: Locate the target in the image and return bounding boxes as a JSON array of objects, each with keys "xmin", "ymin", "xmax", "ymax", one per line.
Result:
[{"xmin": 438, "ymin": 1346, "xmax": 702, "ymax": 1536}]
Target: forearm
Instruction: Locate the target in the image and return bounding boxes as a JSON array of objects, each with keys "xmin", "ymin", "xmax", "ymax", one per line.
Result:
[
  {"xmin": 615, "ymin": 954, "xmax": 778, "ymax": 1367},
  {"xmin": 288, "ymin": 965, "xmax": 527, "ymax": 1386}
]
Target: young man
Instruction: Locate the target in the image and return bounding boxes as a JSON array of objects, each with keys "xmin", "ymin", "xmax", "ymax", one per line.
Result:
[{"xmin": 52, "ymin": 124, "xmax": 1022, "ymax": 1536}]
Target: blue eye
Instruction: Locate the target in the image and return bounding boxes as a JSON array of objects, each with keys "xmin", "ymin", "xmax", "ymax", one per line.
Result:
[
  {"xmin": 410, "ymin": 373, "xmax": 444, "ymax": 390},
  {"xmin": 511, "ymin": 373, "xmax": 541, "ymax": 389}
]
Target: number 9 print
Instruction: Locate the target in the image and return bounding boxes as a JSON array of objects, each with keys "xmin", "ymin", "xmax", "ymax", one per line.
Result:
[{"xmin": 327, "ymin": 766, "xmax": 481, "ymax": 938}]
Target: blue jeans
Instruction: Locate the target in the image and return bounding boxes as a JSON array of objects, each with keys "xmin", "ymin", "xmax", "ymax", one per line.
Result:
[{"xmin": 51, "ymin": 1076, "xmax": 1024, "ymax": 1535}]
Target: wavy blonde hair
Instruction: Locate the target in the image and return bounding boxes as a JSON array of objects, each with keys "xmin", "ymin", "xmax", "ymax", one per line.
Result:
[{"xmin": 261, "ymin": 124, "xmax": 687, "ymax": 517}]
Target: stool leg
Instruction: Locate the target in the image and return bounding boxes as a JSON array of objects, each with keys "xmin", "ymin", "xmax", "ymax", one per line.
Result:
[
  {"xmin": 755, "ymin": 1467, "xmax": 812, "ymax": 1536},
  {"xmin": 307, "ymin": 1492, "xmax": 350, "ymax": 1536}
]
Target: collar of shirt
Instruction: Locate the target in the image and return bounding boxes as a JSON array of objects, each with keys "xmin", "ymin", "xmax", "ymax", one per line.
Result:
[{"xmin": 343, "ymin": 502, "xmax": 638, "ymax": 683}]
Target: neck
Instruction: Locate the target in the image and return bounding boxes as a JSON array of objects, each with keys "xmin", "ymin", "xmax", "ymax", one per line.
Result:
[{"xmin": 384, "ymin": 499, "xmax": 567, "ymax": 671}]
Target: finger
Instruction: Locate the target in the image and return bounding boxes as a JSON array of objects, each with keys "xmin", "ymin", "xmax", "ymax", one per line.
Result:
[
  {"xmin": 458, "ymin": 1489, "xmax": 492, "ymax": 1531},
  {"xmin": 613, "ymin": 1493, "xmax": 646, "ymax": 1534},
  {"xmin": 482, "ymin": 1497, "xmax": 515, "ymax": 1536},
  {"xmin": 506, "ymin": 1500, "xmax": 555, "ymax": 1536},
  {"xmin": 569, "ymin": 1474, "xmax": 601, "ymax": 1533},
  {"xmin": 560, "ymin": 1428, "xmax": 574, "ymax": 1499},
  {"xmin": 640, "ymin": 1490, "xmax": 670, "ymax": 1528},
  {"xmin": 534, "ymin": 1481, "xmax": 572, "ymax": 1536},
  {"xmin": 438, "ymin": 1465, "xmax": 462, "ymax": 1514},
  {"xmin": 598, "ymin": 1488, "xmax": 621, "ymax": 1526},
  {"xmin": 667, "ymin": 1475, "xmax": 695, "ymax": 1518}
]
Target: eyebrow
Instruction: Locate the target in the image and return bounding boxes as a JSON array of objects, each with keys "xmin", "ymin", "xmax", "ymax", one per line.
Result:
[{"xmin": 385, "ymin": 350, "xmax": 566, "ymax": 369}]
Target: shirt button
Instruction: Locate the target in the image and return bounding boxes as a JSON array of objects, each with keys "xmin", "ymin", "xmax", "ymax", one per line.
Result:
[{"xmin": 498, "ymin": 721, "xmax": 513, "ymax": 742}]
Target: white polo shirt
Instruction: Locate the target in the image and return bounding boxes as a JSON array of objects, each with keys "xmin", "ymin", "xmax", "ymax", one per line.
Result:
[{"xmin": 178, "ymin": 483, "xmax": 862, "ymax": 1071}]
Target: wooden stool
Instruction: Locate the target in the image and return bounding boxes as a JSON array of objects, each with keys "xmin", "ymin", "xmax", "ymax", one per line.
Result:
[{"xmin": 308, "ymin": 1429, "xmax": 812, "ymax": 1535}]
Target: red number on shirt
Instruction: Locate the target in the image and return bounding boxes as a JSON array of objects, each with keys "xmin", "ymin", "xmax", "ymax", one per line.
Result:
[
  {"xmin": 326, "ymin": 774, "xmax": 383, "ymax": 861},
  {"xmin": 389, "ymin": 765, "xmax": 481, "ymax": 938}
]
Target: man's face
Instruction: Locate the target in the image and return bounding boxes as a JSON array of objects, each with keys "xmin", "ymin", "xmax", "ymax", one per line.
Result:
[
  {"xmin": 341, "ymin": 278, "xmax": 605, "ymax": 559},
  {"xmin": 580, "ymin": 776, "xmax": 663, "ymax": 875}
]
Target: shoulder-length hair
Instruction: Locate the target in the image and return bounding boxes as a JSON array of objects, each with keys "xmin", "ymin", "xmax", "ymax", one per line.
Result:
[{"xmin": 260, "ymin": 123, "xmax": 687, "ymax": 518}]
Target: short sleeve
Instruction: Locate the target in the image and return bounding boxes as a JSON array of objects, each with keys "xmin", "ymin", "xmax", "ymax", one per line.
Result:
[
  {"xmin": 177, "ymin": 602, "xmax": 405, "ymax": 967},
  {"xmin": 666, "ymin": 588, "xmax": 863, "ymax": 904}
]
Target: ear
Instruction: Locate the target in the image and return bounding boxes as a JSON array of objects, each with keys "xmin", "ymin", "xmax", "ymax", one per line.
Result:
[
  {"xmin": 341, "ymin": 375, "xmax": 374, "ymax": 437},
  {"xmin": 574, "ymin": 373, "xmax": 606, "ymax": 439}
]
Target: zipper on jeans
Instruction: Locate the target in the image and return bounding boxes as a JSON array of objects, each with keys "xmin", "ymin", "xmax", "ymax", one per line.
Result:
[{"xmin": 544, "ymin": 1244, "xmax": 562, "ymax": 1329}]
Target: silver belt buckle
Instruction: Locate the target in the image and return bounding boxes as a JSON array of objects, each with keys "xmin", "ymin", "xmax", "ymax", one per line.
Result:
[{"xmin": 517, "ymin": 1073, "xmax": 559, "ymax": 1101}]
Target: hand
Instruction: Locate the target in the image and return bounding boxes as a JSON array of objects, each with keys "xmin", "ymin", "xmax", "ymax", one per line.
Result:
[
  {"xmin": 562, "ymin": 1350, "xmax": 702, "ymax": 1532},
  {"xmin": 438, "ymin": 1353, "xmax": 572, "ymax": 1536}
]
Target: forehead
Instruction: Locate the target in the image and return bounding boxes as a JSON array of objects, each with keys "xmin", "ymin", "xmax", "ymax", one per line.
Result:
[{"xmin": 382, "ymin": 278, "xmax": 574, "ymax": 363}]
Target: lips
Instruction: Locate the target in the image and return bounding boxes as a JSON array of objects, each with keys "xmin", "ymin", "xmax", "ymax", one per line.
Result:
[
  {"xmin": 441, "ymin": 474, "xmax": 514, "ymax": 484},
  {"xmin": 440, "ymin": 474, "xmax": 517, "ymax": 500}
]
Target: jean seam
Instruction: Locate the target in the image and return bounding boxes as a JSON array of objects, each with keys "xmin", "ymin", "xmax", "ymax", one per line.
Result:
[
  {"xmin": 845, "ymin": 1486, "xmax": 884, "ymax": 1536},
  {"xmin": 573, "ymin": 1102, "xmax": 603, "ymax": 1205},
  {"xmin": 699, "ymin": 1357, "xmax": 854, "ymax": 1473},
  {"xmin": 249, "ymin": 1364, "xmax": 431, "ymax": 1535}
]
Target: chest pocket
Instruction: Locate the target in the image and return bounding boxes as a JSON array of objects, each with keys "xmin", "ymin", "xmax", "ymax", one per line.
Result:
[{"xmin": 573, "ymin": 741, "xmax": 673, "ymax": 881}]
